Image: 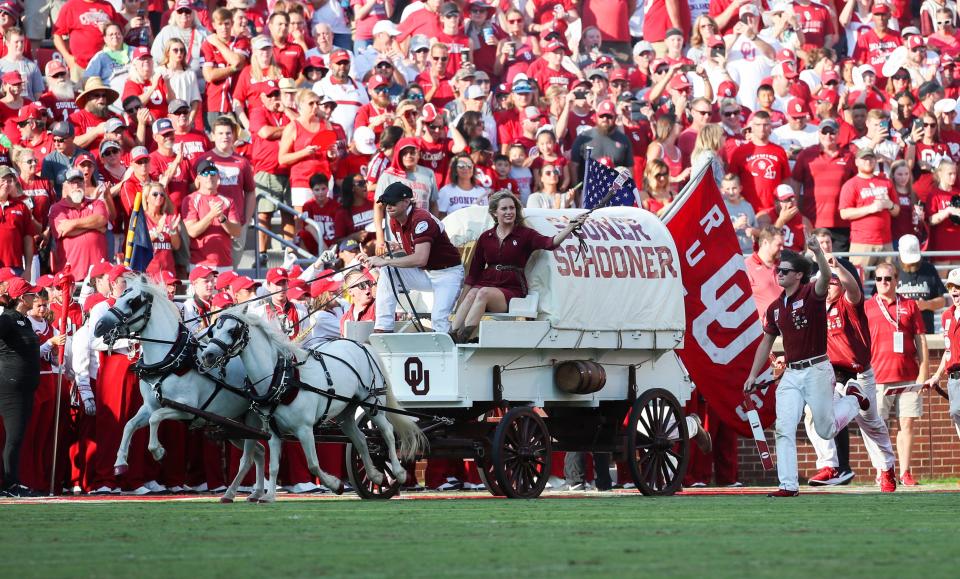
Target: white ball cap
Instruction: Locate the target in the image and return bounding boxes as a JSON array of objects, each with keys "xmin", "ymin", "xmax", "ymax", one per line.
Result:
[
  {"xmin": 947, "ymin": 268, "xmax": 960, "ymax": 287},
  {"xmin": 372, "ymin": 20, "xmax": 400, "ymax": 36},
  {"xmin": 775, "ymin": 183, "xmax": 795, "ymax": 201},
  {"xmin": 898, "ymin": 234, "xmax": 922, "ymax": 264},
  {"xmin": 353, "ymin": 125, "xmax": 377, "ymax": 155},
  {"xmin": 933, "ymin": 98, "xmax": 959, "ymax": 115}
]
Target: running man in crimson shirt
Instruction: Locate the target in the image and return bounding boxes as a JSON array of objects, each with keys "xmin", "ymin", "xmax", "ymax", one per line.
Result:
[
  {"xmin": 744, "ymin": 237, "xmax": 868, "ymax": 497},
  {"xmin": 806, "ymin": 258, "xmax": 898, "ymax": 492},
  {"xmin": 924, "ymin": 268, "xmax": 960, "ymax": 443},
  {"xmin": 867, "ymin": 262, "xmax": 929, "ymax": 487}
]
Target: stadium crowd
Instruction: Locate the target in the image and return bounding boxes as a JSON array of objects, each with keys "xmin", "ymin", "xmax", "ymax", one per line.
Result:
[{"xmin": 3, "ymin": 0, "xmax": 960, "ymax": 497}]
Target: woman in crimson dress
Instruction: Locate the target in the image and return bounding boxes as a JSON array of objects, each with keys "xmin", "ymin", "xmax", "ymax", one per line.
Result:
[{"xmin": 449, "ymin": 190, "xmax": 584, "ymax": 343}]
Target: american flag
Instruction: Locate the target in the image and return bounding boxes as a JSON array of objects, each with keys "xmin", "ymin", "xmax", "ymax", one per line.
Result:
[{"xmin": 582, "ymin": 158, "xmax": 638, "ymax": 209}]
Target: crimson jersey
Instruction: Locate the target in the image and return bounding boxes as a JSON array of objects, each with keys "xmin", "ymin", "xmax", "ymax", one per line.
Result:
[
  {"xmin": 390, "ymin": 207, "xmax": 460, "ymax": 271},
  {"xmin": 865, "ymin": 295, "xmax": 925, "ymax": 383},
  {"xmin": 729, "ymin": 141, "xmax": 791, "ymax": 214},
  {"xmin": 838, "ymin": 174, "xmax": 895, "ymax": 245},
  {"xmin": 852, "ymin": 29, "xmax": 902, "ymax": 78},
  {"xmin": 763, "ymin": 282, "xmax": 829, "ymax": 363},
  {"xmin": 940, "ymin": 307, "xmax": 960, "ymax": 372},
  {"xmin": 200, "ymin": 35, "xmax": 252, "ymax": 114},
  {"xmin": 826, "ymin": 294, "xmax": 872, "ymax": 374}
]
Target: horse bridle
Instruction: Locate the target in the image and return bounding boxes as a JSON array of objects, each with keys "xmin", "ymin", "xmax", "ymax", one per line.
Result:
[
  {"xmin": 205, "ymin": 313, "xmax": 250, "ymax": 369},
  {"xmin": 103, "ymin": 290, "xmax": 155, "ymax": 345}
]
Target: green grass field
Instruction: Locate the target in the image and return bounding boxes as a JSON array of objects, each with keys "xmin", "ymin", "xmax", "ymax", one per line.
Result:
[{"xmin": 2, "ymin": 493, "xmax": 957, "ymax": 578}]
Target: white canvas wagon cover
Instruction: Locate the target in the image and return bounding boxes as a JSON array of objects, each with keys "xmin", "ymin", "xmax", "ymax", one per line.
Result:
[{"xmin": 442, "ymin": 206, "xmax": 685, "ymax": 332}]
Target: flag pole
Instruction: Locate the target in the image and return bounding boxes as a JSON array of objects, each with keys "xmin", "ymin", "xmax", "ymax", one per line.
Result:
[
  {"xmin": 660, "ymin": 152, "xmax": 715, "ymax": 224},
  {"xmin": 582, "ymin": 146, "xmax": 593, "ymax": 207},
  {"xmin": 48, "ymin": 273, "xmax": 74, "ymax": 496},
  {"xmin": 123, "ymin": 191, "xmax": 143, "ymax": 267}
]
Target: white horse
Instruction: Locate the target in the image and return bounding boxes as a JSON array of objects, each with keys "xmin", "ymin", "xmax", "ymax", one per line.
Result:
[
  {"xmin": 93, "ymin": 276, "xmax": 267, "ymax": 502},
  {"xmin": 197, "ymin": 311, "xmax": 426, "ymax": 502}
]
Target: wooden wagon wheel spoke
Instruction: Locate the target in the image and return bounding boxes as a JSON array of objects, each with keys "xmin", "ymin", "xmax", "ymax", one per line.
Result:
[
  {"xmin": 492, "ymin": 407, "xmax": 552, "ymax": 498},
  {"xmin": 345, "ymin": 413, "xmax": 400, "ymax": 500},
  {"xmin": 627, "ymin": 389, "xmax": 689, "ymax": 496}
]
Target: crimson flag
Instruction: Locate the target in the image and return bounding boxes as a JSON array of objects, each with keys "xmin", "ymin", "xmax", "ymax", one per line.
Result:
[{"xmin": 661, "ymin": 159, "xmax": 778, "ymax": 437}]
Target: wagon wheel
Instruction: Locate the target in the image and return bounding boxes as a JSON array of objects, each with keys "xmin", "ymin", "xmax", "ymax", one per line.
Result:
[
  {"xmin": 626, "ymin": 388, "xmax": 689, "ymax": 496},
  {"xmin": 491, "ymin": 406, "xmax": 552, "ymax": 499},
  {"xmin": 476, "ymin": 456, "xmax": 505, "ymax": 497},
  {"xmin": 345, "ymin": 414, "xmax": 400, "ymax": 500}
]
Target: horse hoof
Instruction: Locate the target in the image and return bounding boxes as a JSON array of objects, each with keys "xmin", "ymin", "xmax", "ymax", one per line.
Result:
[
  {"xmin": 246, "ymin": 495, "xmax": 261, "ymax": 503},
  {"xmin": 257, "ymin": 498, "xmax": 274, "ymax": 504},
  {"xmin": 335, "ymin": 481, "xmax": 345, "ymax": 495},
  {"xmin": 114, "ymin": 465, "xmax": 128, "ymax": 476},
  {"xmin": 219, "ymin": 497, "xmax": 234, "ymax": 504}
]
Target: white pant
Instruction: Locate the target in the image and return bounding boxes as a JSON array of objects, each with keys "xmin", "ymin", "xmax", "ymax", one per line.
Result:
[
  {"xmin": 775, "ymin": 361, "xmax": 861, "ymax": 491},
  {"xmin": 804, "ymin": 368, "xmax": 896, "ymax": 471},
  {"xmin": 949, "ymin": 377, "xmax": 960, "ymax": 439},
  {"xmin": 375, "ymin": 264, "xmax": 464, "ymax": 333}
]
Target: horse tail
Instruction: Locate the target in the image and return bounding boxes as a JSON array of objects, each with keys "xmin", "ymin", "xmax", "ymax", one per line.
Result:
[{"xmin": 369, "ymin": 346, "xmax": 428, "ymax": 461}]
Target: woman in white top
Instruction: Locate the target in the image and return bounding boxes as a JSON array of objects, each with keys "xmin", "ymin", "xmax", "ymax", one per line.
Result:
[
  {"xmin": 437, "ymin": 153, "xmax": 489, "ymax": 218},
  {"xmin": 158, "ymin": 38, "xmax": 201, "ymax": 127},
  {"xmin": 527, "ymin": 164, "xmax": 575, "ymax": 209}
]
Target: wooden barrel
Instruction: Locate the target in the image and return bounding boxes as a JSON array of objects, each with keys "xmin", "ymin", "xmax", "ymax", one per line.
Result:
[{"xmin": 554, "ymin": 361, "xmax": 606, "ymax": 394}]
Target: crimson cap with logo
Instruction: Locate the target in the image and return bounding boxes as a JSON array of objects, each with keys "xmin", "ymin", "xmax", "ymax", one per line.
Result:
[
  {"xmin": 266, "ymin": 267, "xmax": 289, "ymax": 285},
  {"xmin": 189, "ymin": 265, "xmax": 216, "ymax": 283},
  {"xmin": 330, "ymin": 49, "xmax": 351, "ymax": 64},
  {"xmin": 90, "ymin": 260, "xmax": 113, "ymax": 279},
  {"xmin": 215, "ymin": 270, "xmax": 239, "ymax": 291},
  {"xmin": 786, "ymin": 99, "xmax": 808, "ymax": 119},
  {"xmin": 596, "ymin": 100, "xmax": 616, "ymax": 117},
  {"xmin": 775, "ymin": 184, "xmax": 796, "ymax": 201},
  {"xmin": 231, "ymin": 276, "xmax": 259, "ymax": 293},
  {"xmin": 7, "ymin": 278, "xmax": 38, "ymax": 299},
  {"xmin": 108, "ymin": 264, "xmax": 130, "ymax": 283}
]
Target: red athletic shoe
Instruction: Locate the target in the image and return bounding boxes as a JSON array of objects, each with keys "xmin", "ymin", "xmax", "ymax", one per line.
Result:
[
  {"xmin": 900, "ymin": 471, "xmax": 919, "ymax": 486},
  {"xmin": 880, "ymin": 468, "xmax": 897, "ymax": 493},
  {"xmin": 807, "ymin": 466, "xmax": 838, "ymax": 486},
  {"xmin": 768, "ymin": 488, "xmax": 800, "ymax": 497},
  {"xmin": 845, "ymin": 382, "xmax": 870, "ymax": 411}
]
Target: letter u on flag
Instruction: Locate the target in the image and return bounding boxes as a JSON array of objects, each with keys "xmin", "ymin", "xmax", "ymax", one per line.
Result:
[{"xmin": 660, "ymin": 155, "xmax": 777, "ymax": 437}]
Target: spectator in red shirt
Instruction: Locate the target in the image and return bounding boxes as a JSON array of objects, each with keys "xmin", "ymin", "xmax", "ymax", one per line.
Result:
[
  {"xmin": 69, "ymin": 77, "xmax": 121, "ymax": 152},
  {"xmin": 417, "ymin": 43, "xmax": 456, "ymax": 109},
  {"xmin": 334, "ymin": 173, "xmax": 375, "ymax": 251},
  {"xmin": 839, "ymin": 148, "xmax": 900, "ymax": 269},
  {"xmin": 397, "ymin": 0, "xmax": 443, "ymax": 51},
  {"xmin": 435, "ymin": 2, "xmax": 472, "ymax": 76},
  {"xmin": 147, "ymin": 118, "xmax": 189, "ymax": 211},
  {"xmin": 53, "ymin": 0, "xmax": 126, "ymax": 78},
  {"xmin": 122, "ymin": 47, "xmax": 170, "ymax": 123},
  {"xmin": 250, "ymin": 79, "xmax": 293, "ymax": 262},
  {"xmin": 729, "ymin": 111, "xmax": 792, "ymax": 217},
  {"xmin": 268, "ymin": 11, "xmax": 305, "ymax": 80},
  {"xmin": 527, "ymin": 39, "xmax": 577, "ymax": 92},
  {"xmin": 169, "ymin": 98, "xmax": 211, "ymax": 163},
  {"xmin": 200, "ymin": 7, "xmax": 251, "ymax": 131},
  {"xmin": 142, "ymin": 180, "xmax": 182, "ymax": 275},
  {"xmin": 355, "ymin": 74, "xmax": 396, "ymax": 138},
  {"xmin": 298, "ymin": 173, "xmax": 341, "ymax": 254},
  {"xmin": 340, "ymin": 268, "xmax": 377, "ymax": 335},
  {"xmin": 0, "ymin": 166, "xmax": 34, "ymax": 276},
  {"xmin": 925, "ymin": 159, "xmax": 960, "ymax": 264},
  {"xmin": 50, "ymin": 168, "xmax": 108, "ymax": 274},
  {"xmin": 183, "ymin": 159, "xmax": 243, "ymax": 270}
]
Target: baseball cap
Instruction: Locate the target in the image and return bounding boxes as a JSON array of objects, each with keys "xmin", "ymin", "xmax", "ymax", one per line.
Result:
[
  {"xmin": 947, "ymin": 268, "xmax": 960, "ymax": 287},
  {"xmin": 366, "ymin": 74, "xmax": 390, "ymax": 91},
  {"xmin": 35, "ymin": 274, "xmax": 56, "ymax": 290},
  {"xmin": 815, "ymin": 89, "xmax": 839, "ymax": 106},
  {"xmin": 739, "ymin": 4, "xmax": 760, "ymax": 18},
  {"xmin": 541, "ymin": 39, "xmax": 568, "ymax": 54},
  {"xmin": 717, "ymin": 80, "xmax": 738, "ymax": 98},
  {"xmin": 215, "ymin": 270, "xmax": 239, "ymax": 291},
  {"xmin": 130, "ymin": 146, "xmax": 150, "ymax": 163},
  {"xmin": 707, "ymin": 35, "xmax": 725, "ymax": 49},
  {"xmin": 7, "ymin": 278, "xmax": 38, "ymax": 299},
  {"xmin": 822, "ymin": 69, "xmax": 840, "ymax": 84},
  {"xmin": 594, "ymin": 55, "xmax": 615, "ymax": 68},
  {"xmin": 872, "ymin": 3, "xmax": 891, "ymax": 14},
  {"xmin": 440, "ymin": 1, "xmax": 460, "ymax": 16},
  {"xmin": 304, "ymin": 56, "xmax": 327, "ymax": 72},
  {"xmin": 786, "ymin": 99, "xmax": 808, "ymax": 119},
  {"xmin": 158, "ymin": 270, "xmax": 178, "ymax": 286},
  {"xmin": 83, "ymin": 293, "xmax": 110, "ymax": 314},
  {"xmin": 252, "ymin": 35, "xmax": 273, "ymax": 51},
  {"xmin": 50, "ymin": 121, "xmax": 75, "ymax": 138},
  {"xmin": 353, "ymin": 125, "xmax": 377, "ymax": 155},
  {"xmin": 586, "ymin": 68, "xmax": 608, "ymax": 81},
  {"xmin": 64, "ymin": 168, "xmax": 84, "ymax": 182},
  {"xmin": 1, "ymin": 70, "xmax": 22, "ymax": 85},
  {"xmin": 108, "ymin": 264, "xmax": 130, "ymax": 283},
  {"xmin": 189, "ymin": 265, "xmax": 216, "ymax": 283},
  {"xmin": 73, "ymin": 152, "xmax": 96, "ymax": 167},
  {"xmin": 454, "ymin": 64, "xmax": 477, "ymax": 81},
  {"xmin": 266, "ymin": 267, "xmax": 289, "ymax": 285},
  {"xmin": 934, "ymin": 98, "xmax": 959, "ymax": 116},
  {"xmin": 0, "ymin": 0, "xmax": 21, "ymax": 16},
  {"xmin": 211, "ymin": 293, "xmax": 235, "ymax": 309},
  {"xmin": 596, "ymin": 100, "xmax": 616, "ymax": 117},
  {"xmin": 168, "ymin": 99, "xmax": 190, "ymax": 114},
  {"xmin": 898, "ymin": 234, "xmax": 922, "ymax": 264},
  {"xmin": 338, "ymin": 239, "xmax": 361, "ymax": 253},
  {"xmin": 465, "ymin": 84, "xmax": 486, "ymax": 100},
  {"xmin": 901, "ymin": 26, "xmax": 921, "ymax": 38},
  {"xmin": 103, "ymin": 118, "xmax": 125, "ymax": 134},
  {"xmin": 908, "ymin": 36, "xmax": 926, "ymax": 50},
  {"xmin": 668, "ymin": 74, "xmax": 692, "ymax": 90},
  {"xmin": 90, "ymin": 260, "xmax": 113, "ymax": 279},
  {"xmin": 819, "ymin": 118, "xmax": 840, "ymax": 132},
  {"xmin": 421, "ymin": 102, "xmax": 439, "ymax": 123},
  {"xmin": 512, "ymin": 80, "xmax": 533, "ymax": 94},
  {"xmin": 152, "ymin": 117, "xmax": 174, "ymax": 135},
  {"xmin": 609, "ymin": 68, "xmax": 629, "ymax": 83},
  {"xmin": 132, "ymin": 46, "xmax": 151, "ymax": 60},
  {"xmin": 17, "ymin": 104, "xmax": 42, "ymax": 123},
  {"xmin": 523, "ymin": 106, "xmax": 541, "ymax": 121},
  {"xmin": 230, "ymin": 276, "xmax": 259, "ymax": 293},
  {"xmin": 310, "ymin": 278, "xmax": 340, "ymax": 298},
  {"xmin": 99, "ymin": 139, "xmax": 120, "ymax": 156},
  {"xmin": 257, "ymin": 79, "xmax": 280, "ymax": 97},
  {"xmin": 633, "ymin": 41, "xmax": 655, "ymax": 56},
  {"xmin": 855, "ymin": 147, "xmax": 877, "ymax": 159},
  {"xmin": 372, "ymin": 20, "xmax": 400, "ymax": 36},
  {"xmin": 174, "ymin": 0, "xmax": 192, "ymax": 9},
  {"xmin": 379, "ymin": 181, "xmax": 414, "ymax": 204},
  {"xmin": 775, "ymin": 60, "xmax": 799, "ymax": 80},
  {"xmin": 196, "ymin": 159, "xmax": 219, "ymax": 176},
  {"xmin": 775, "ymin": 184, "xmax": 795, "ymax": 201},
  {"xmin": 45, "ymin": 59, "xmax": 68, "ymax": 77},
  {"xmin": 278, "ymin": 77, "xmax": 297, "ymax": 92},
  {"xmin": 0, "ymin": 267, "xmax": 16, "ymax": 282},
  {"xmin": 330, "ymin": 49, "xmax": 351, "ymax": 64},
  {"xmin": 409, "ymin": 35, "xmax": 430, "ymax": 53}
]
